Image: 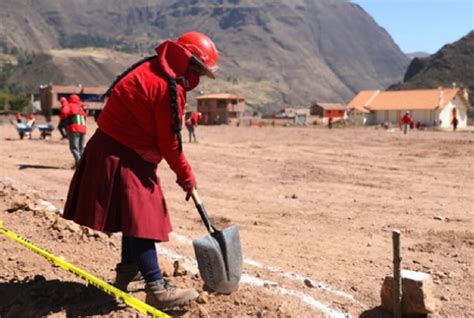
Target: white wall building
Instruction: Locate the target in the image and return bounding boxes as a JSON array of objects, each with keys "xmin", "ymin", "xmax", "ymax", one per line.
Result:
[{"xmin": 347, "ymin": 87, "xmax": 470, "ymax": 129}]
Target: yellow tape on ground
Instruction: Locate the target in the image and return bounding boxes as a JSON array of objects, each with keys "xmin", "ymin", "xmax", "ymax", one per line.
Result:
[{"xmin": 0, "ymin": 220, "xmax": 170, "ymax": 318}]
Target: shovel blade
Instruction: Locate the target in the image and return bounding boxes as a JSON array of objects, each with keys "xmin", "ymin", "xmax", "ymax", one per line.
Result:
[{"xmin": 193, "ymin": 225, "xmax": 242, "ymax": 294}]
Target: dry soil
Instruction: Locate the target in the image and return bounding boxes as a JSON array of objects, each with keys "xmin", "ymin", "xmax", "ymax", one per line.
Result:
[{"xmin": 0, "ymin": 117, "xmax": 473, "ymax": 317}]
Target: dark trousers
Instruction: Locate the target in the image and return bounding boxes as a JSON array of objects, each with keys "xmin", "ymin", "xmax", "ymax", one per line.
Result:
[
  {"xmin": 186, "ymin": 125, "xmax": 196, "ymax": 142},
  {"xmin": 121, "ymin": 236, "xmax": 163, "ymax": 282},
  {"xmin": 58, "ymin": 120, "xmax": 68, "ymax": 138}
]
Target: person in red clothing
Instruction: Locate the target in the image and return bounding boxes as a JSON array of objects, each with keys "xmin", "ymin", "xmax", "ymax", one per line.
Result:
[
  {"xmin": 328, "ymin": 114, "xmax": 333, "ymax": 129},
  {"xmin": 61, "ymin": 94, "xmax": 87, "ymax": 167},
  {"xmin": 452, "ymin": 116, "xmax": 459, "ymax": 131},
  {"xmin": 185, "ymin": 111, "xmax": 201, "ymax": 142},
  {"xmin": 15, "ymin": 112, "xmax": 23, "ymax": 124},
  {"xmin": 401, "ymin": 111, "xmax": 413, "ymax": 135},
  {"xmin": 62, "ymin": 32, "xmax": 219, "ymax": 309},
  {"xmin": 58, "ymin": 97, "xmax": 69, "ymax": 139}
]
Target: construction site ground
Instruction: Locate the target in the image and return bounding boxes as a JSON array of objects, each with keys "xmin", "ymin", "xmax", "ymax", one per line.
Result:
[{"xmin": 0, "ymin": 116, "xmax": 473, "ymax": 318}]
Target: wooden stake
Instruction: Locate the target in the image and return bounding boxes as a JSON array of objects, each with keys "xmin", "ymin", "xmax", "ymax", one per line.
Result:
[{"xmin": 393, "ymin": 230, "xmax": 402, "ymax": 318}]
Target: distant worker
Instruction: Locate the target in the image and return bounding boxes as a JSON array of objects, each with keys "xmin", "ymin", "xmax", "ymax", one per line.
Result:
[
  {"xmin": 62, "ymin": 32, "xmax": 219, "ymax": 310},
  {"xmin": 58, "ymin": 97, "xmax": 69, "ymax": 139},
  {"xmin": 328, "ymin": 114, "xmax": 333, "ymax": 129},
  {"xmin": 401, "ymin": 111, "xmax": 413, "ymax": 135},
  {"xmin": 452, "ymin": 116, "xmax": 459, "ymax": 131},
  {"xmin": 26, "ymin": 112, "xmax": 36, "ymax": 128},
  {"xmin": 61, "ymin": 94, "xmax": 87, "ymax": 168},
  {"xmin": 23, "ymin": 112, "xmax": 36, "ymax": 139},
  {"xmin": 185, "ymin": 111, "xmax": 201, "ymax": 142},
  {"xmin": 15, "ymin": 112, "xmax": 22, "ymax": 124}
]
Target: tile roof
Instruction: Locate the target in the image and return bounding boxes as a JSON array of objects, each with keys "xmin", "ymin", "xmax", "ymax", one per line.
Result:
[
  {"xmin": 195, "ymin": 93, "xmax": 244, "ymax": 100},
  {"xmin": 348, "ymin": 88, "xmax": 463, "ymax": 111},
  {"xmin": 347, "ymin": 90, "xmax": 378, "ymax": 113}
]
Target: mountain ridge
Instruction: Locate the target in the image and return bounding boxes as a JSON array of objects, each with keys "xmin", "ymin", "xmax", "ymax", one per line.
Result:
[{"xmin": 389, "ymin": 31, "xmax": 474, "ymax": 104}]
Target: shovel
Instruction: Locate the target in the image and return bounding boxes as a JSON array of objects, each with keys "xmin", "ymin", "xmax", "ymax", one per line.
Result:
[{"xmin": 191, "ymin": 189, "xmax": 242, "ymax": 294}]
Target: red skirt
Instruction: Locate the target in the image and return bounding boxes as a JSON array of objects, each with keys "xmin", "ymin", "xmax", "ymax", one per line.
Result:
[{"xmin": 63, "ymin": 129, "xmax": 172, "ymax": 241}]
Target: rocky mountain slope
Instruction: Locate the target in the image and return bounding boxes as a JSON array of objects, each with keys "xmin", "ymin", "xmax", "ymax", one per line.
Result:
[
  {"xmin": 390, "ymin": 31, "xmax": 474, "ymax": 103},
  {"xmin": 0, "ymin": 0, "xmax": 409, "ymax": 112}
]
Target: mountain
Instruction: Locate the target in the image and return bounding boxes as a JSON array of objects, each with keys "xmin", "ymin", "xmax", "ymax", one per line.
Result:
[
  {"xmin": 7, "ymin": 48, "xmax": 138, "ymax": 88},
  {"xmin": 0, "ymin": 0, "xmax": 409, "ymax": 113},
  {"xmin": 390, "ymin": 31, "xmax": 474, "ymax": 104}
]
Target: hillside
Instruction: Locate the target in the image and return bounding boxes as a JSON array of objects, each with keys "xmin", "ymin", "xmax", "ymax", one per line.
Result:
[
  {"xmin": 390, "ymin": 31, "xmax": 474, "ymax": 103},
  {"xmin": 0, "ymin": 0, "xmax": 409, "ymax": 112},
  {"xmin": 8, "ymin": 49, "xmax": 138, "ymax": 89}
]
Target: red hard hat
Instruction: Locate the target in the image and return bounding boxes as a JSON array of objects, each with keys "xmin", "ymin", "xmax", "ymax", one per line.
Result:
[
  {"xmin": 68, "ymin": 94, "xmax": 81, "ymax": 103},
  {"xmin": 177, "ymin": 32, "xmax": 218, "ymax": 79}
]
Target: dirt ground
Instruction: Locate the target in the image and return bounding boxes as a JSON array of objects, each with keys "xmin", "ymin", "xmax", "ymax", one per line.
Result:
[{"xmin": 0, "ymin": 116, "xmax": 473, "ymax": 318}]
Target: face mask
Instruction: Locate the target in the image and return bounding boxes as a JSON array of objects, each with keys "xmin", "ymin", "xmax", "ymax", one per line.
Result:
[{"xmin": 177, "ymin": 70, "xmax": 200, "ymax": 91}]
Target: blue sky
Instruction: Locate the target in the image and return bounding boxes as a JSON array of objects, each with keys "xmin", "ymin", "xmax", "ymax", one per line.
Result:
[{"xmin": 350, "ymin": 0, "xmax": 474, "ymax": 54}]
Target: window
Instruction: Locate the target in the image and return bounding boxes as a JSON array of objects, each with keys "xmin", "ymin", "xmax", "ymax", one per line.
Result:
[{"xmin": 217, "ymin": 100, "xmax": 227, "ymax": 109}]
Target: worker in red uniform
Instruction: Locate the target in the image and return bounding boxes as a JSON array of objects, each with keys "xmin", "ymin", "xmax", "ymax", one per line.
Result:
[
  {"xmin": 401, "ymin": 111, "xmax": 413, "ymax": 135},
  {"xmin": 62, "ymin": 32, "xmax": 219, "ymax": 310},
  {"xmin": 185, "ymin": 111, "xmax": 201, "ymax": 142},
  {"xmin": 61, "ymin": 94, "xmax": 87, "ymax": 167},
  {"xmin": 328, "ymin": 114, "xmax": 333, "ymax": 129},
  {"xmin": 15, "ymin": 112, "xmax": 23, "ymax": 123},
  {"xmin": 58, "ymin": 97, "xmax": 69, "ymax": 139},
  {"xmin": 452, "ymin": 116, "xmax": 459, "ymax": 131}
]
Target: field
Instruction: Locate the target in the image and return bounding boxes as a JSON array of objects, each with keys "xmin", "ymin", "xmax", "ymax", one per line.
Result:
[{"xmin": 1, "ymin": 117, "xmax": 473, "ymax": 317}]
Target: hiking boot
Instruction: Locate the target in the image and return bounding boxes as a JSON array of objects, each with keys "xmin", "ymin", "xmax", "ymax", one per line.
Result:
[
  {"xmin": 113, "ymin": 263, "xmax": 143, "ymax": 291},
  {"xmin": 145, "ymin": 279, "xmax": 199, "ymax": 309}
]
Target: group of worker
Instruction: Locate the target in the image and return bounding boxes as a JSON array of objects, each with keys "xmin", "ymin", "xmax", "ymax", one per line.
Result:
[{"xmin": 398, "ymin": 111, "xmax": 459, "ymax": 134}]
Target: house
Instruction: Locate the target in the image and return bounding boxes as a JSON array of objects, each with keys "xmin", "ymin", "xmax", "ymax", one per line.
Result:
[
  {"xmin": 39, "ymin": 84, "xmax": 107, "ymax": 120},
  {"xmin": 196, "ymin": 93, "xmax": 245, "ymax": 124},
  {"xmin": 347, "ymin": 87, "xmax": 470, "ymax": 128},
  {"xmin": 271, "ymin": 107, "xmax": 310, "ymax": 125},
  {"xmin": 310, "ymin": 102, "xmax": 346, "ymax": 123}
]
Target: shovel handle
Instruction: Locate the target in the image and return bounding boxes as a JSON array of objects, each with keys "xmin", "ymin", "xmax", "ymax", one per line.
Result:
[{"xmin": 191, "ymin": 189, "xmax": 214, "ymax": 234}]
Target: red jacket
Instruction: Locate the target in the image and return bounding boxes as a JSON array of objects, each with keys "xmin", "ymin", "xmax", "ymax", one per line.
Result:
[
  {"xmin": 59, "ymin": 97, "xmax": 69, "ymax": 121},
  {"xmin": 401, "ymin": 114, "xmax": 413, "ymax": 124},
  {"xmin": 61, "ymin": 98, "xmax": 87, "ymax": 134},
  {"xmin": 98, "ymin": 40, "xmax": 199, "ymax": 189},
  {"xmin": 185, "ymin": 112, "xmax": 200, "ymax": 127}
]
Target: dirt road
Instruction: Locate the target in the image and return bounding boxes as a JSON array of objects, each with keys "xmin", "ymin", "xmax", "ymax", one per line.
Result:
[{"xmin": 1, "ymin": 117, "xmax": 473, "ymax": 317}]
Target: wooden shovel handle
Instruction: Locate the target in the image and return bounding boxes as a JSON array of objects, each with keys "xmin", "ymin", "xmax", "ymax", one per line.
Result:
[{"xmin": 191, "ymin": 188, "xmax": 203, "ymax": 205}]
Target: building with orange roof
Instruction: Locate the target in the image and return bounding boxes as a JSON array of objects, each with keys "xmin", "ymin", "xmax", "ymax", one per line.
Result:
[
  {"xmin": 310, "ymin": 102, "xmax": 347, "ymax": 124},
  {"xmin": 347, "ymin": 87, "xmax": 470, "ymax": 129},
  {"xmin": 196, "ymin": 93, "xmax": 245, "ymax": 125}
]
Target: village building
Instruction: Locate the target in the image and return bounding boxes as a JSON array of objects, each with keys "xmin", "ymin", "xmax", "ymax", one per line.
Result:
[
  {"xmin": 39, "ymin": 84, "xmax": 107, "ymax": 120},
  {"xmin": 347, "ymin": 87, "xmax": 470, "ymax": 129},
  {"xmin": 196, "ymin": 93, "xmax": 245, "ymax": 124},
  {"xmin": 310, "ymin": 102, "xmax": 347, "ymax": 123},
  {"xmin": 262, "ymin": 107, "xmax": 310, "ymax": 126}
]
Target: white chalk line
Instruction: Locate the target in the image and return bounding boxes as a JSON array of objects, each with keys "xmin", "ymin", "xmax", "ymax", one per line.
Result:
[
  {"xmin": 171, "ymin": 232, "xmax": 358, "ymax": 303},
  {"xmin": 157, "ymin": 243, "xmax": 350, "ymax": 318}
]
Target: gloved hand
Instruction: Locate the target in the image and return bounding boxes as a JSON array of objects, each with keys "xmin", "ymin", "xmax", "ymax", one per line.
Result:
[{"xmin": 176, "ymin": 173, "xmax": 196, "ymax": 201}]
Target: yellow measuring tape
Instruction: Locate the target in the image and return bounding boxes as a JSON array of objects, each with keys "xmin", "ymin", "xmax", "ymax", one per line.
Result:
[{"xmin": 0, "ymin": 220, "xmax": 170, "ymax": 318}]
